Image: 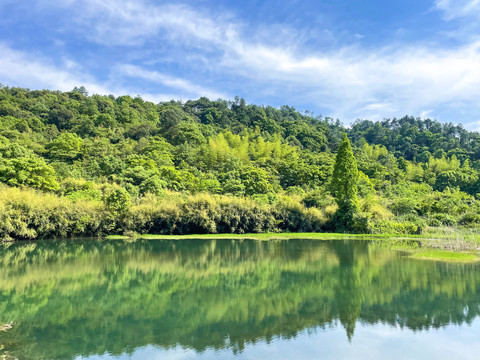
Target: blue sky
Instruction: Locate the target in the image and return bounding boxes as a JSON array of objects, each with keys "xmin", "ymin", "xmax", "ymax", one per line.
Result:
[{"xmin": 1, "ymin": 0, "xmax": 480, "ymax": 128}]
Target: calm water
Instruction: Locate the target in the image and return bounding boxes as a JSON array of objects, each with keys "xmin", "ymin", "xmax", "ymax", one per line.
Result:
[{"xmin": 1, "ymin": 239, "xmax": 480, "ymax": 360}]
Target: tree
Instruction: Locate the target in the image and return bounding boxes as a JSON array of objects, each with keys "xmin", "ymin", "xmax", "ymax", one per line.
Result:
[
  {"xmin": 330, "ymin": 133, "xmax": 360, "ymax": 230},
  {"xmin": 104, "ymin": 187, "xmax": 131, "ymax": 214},
  {"xmin": 0, "ymin": 157, "xmax": 59, "ymax": 191},
  {"xmin": 240, "ymin": 166, "xmax": 273, "ymax": 195},
  {"xmin": 73, "ymin": 86, "xmax": 88, "ymax": 97},
  {"xmin": 46, "ymin": 133, "xmax": 85, "ymax": 161}
]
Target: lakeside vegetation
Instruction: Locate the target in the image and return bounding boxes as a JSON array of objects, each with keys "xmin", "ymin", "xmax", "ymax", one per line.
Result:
[{"xmin": 2, "ymin": 85, "xmax": 480, "ymax": 240}]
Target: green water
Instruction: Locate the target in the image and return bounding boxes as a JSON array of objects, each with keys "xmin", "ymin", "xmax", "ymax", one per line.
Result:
[{"xmin": 1, "ymin": 239, "xmax": 480, "ymax": 360}]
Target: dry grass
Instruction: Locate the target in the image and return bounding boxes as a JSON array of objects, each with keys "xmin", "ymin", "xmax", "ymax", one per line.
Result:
[{"xmin": 419, "ymin": 226, "xmax": 480, "ymax": 251}]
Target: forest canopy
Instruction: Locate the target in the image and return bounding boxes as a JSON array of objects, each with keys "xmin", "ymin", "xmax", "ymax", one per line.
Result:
[{"xmin": 1, "ymin": 84, "xmax": 480, "ymax": 239}]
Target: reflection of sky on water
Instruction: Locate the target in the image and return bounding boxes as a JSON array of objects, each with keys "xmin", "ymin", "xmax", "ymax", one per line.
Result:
[{"xmin": 79, "ymin": 319, "xmax": 480, "ymax": 360}]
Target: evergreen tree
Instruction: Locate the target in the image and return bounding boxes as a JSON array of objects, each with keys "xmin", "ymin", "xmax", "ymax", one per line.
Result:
[{"xmin": 331, "ymin": 133, "xmax": 360, "ymax": 230}]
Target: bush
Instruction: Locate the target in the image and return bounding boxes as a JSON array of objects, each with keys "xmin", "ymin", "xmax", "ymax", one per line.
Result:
[
  {"xmin": 275, "ymin": 196, "xmax": 326, "ymax": 232},
  {"xmin": 60, "ymin": 177, "xmax": 101, "ymax": 201},
  {"xmin": 426, "ymin": 218, "xmax": 442, "ymax": 227},
  {"xmin": 285, "ymin": 186, "xmax": 305, "ymax": 195},
  {"xmin": 0, "ymin": 186, "xmax": 428, "ymax": 240},
  {"xmin": 104, "ymin": 188, "xmax": 131, "ymax": 214},
  {"xmin": 368, "ymin": 220, "xmax": 420, "ymax": 235},
  {"xmin": 458, "ymin": 212, "xmax": 480, "ymax": 225},
  {"xmin": 302, "ymin": 190, "xmax": 334, "ymax": 209},
  {"xmin": 0, "ymin": 186, "xmax": 106, "ymax": 240},
  {"xmin": 390, "ymin": 197, "xmax": 417, "ymax": 216},
  {"xmin": 428, "ymin": 213, "xmax": 457, "ymax": 226},
  {"xmin": 120, "ymin": 193, "xmax": 328, "ymax": 235}
]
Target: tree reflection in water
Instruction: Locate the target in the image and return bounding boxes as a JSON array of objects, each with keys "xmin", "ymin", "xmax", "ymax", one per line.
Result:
[{"xmin": 0, "ymin": 239, "xmax": 479, "ymax": 359}]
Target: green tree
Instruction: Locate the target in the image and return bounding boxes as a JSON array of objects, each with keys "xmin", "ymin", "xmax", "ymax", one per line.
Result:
[
  {"xmin": 105, "ymin": 188, "xmax": 131, "ymax": 214},
  {"xmin": 330, "ymin": 134, "xmax": 360, "ymax": 230},
  {"xmin": 240, "ymin": 166, "xmax": 273, "ymax": 195},
  {"xmin": 46, "ymin": 133, "xmax": 85, "ymax": 161},
  {"xmin": 0, "ymin": 157, "xmax": 59, "ymax": 191}
]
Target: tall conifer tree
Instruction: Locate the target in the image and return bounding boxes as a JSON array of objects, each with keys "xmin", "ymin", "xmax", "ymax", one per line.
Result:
[{"xmin": 331, "ymin": 133, "xmax": 360, "ymax": 230}]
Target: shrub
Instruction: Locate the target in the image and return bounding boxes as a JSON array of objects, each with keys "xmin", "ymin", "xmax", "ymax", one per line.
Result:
[
  {"xmin": 302, "ymin": 190, "xmax": 334, "ymax": 208},
  {"xmin": 285, "ymin": 186, "xmax": 305, "ymax": 195},
  {"xmin": 368, "ymin": 220, "xmax": 420, "ymax": 235},
  {"xmin": 428, "ymin": 213, "xmax": 457, "ymax": 226},
  {"xmin": 0, "ymin": 186, "xmax": 106, "ymax": 240},
  {"xmin": 104, "ymin": 188, "xmax": 131, "ymax": 214},
  {"xmin": 458, "ymin": 212, "xmax": 480, "ymax": 225}
]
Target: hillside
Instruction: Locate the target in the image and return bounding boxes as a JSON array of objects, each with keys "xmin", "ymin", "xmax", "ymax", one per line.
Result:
[{"xmin": 1, "ymin": 84, "xmax": 480, "ymax": 239}]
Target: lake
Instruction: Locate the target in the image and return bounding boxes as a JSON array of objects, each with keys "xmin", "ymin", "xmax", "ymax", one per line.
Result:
[{"xmin": 1, "ymin": 239, "xmax": 479, "ymax": 359}]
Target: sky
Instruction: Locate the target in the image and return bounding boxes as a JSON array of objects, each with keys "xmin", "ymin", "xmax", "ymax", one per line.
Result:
[
  {"xmin": 1, "ymin": 0, "xmax": 480, "ymax": 128},
  {"xmin": 81, "ymin": 320, "xmax": 480, "ymax": 360}
]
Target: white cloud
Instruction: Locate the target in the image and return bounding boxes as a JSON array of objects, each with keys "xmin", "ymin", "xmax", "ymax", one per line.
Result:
[
  {"xmin": 220, "ymin": 39, "xmax": 480, "ymax": 122},
  {"xmin": 39, "ymin": 0, "xmax": 480, "ymax": 122},
  {"xmin": 116, "ymin": 64, "xmax": 226, "ymax": 100},
  {"xmin": 40, "ymin": 0, "xmax": 236, "ymax": 47},
  {"xmin": 0, "ymin": 43, "xmax": 220, "ymax": 103},
  {"xmin": 435, "ymin": 0, "xmax": 480, "ymax": 20},
  {"xmin": 0, "ymin": 44, "xmax": 111, "ymax": 95},
  {"xmin": 419, "ymin": 110, "xmax": 434, "ymax": 119}
]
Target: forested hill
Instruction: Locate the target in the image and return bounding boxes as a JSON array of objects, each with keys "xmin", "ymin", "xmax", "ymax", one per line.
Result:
[
  {"xmin": 2, "ymin": 85, "xmax": 479, "ymax": 162},
  {"xmin": 1, "ymin": 84, "xmax": 480, "ymax": 239},
  {"xmin": 350, "ymin": 117, "xmax": 480, "ymax": 162}
]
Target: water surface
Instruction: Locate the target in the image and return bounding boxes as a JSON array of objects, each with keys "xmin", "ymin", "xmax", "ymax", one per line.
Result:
[{"xmin": 1, "ymin": 239, "xmax": 479, "ymax": 359}]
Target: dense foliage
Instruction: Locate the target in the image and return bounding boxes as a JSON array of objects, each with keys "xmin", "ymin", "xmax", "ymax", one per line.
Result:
[{"xmin": 1, "ymin": 84, "xmax": 480, "ymax": 238}]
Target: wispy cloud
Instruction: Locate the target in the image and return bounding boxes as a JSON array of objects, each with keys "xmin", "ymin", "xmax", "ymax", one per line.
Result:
[
  {"xmin": 0, "ymin": 43, "xmax": 220, "ymax": 103},
  {"xmin": 223, "ymin": 40, "xmax": 480, "ymax": 122},
  {"xmin": 435, "ymin": 0, "xmax": 480, "ymax": 20},
  {"xmin": 39, "ymin": 0, "xmax": 237, "ymax": 47},
  {"xmin": 116, "ymin": 64, "xmax": 226, "ymax": 100},
  {"xmin": 0, "ymin": 43, "xmax": 111, "ymax": 94}
]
